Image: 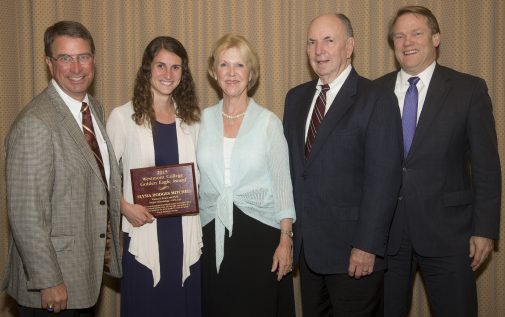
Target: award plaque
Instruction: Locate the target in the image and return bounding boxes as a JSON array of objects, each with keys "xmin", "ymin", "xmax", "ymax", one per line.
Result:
[{"xmin": 130, "ymin": 163, "xmax": 199, "ymax": 217}]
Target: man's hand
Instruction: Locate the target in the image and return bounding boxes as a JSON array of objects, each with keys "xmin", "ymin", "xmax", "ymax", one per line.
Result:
[
  {"xmin": 41, "ymin": 283, "xmax": 68, "ymax": 313},
  {"xmin": 469, "ymin": 236, "xmax": 494, "ymax": 271},
  {"xmin": 348, "ymin": 248, "xmax": 375, "ymax": 279}
]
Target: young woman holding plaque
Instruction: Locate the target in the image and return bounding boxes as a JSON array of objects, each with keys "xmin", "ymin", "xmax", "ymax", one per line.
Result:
[
  {"xmin": 197, "ymin": 34, "xmax": 296, "ymax": 316},
  {"xmin": 106, "ymin": 36, "xmax": 202, "ymax": 317}
]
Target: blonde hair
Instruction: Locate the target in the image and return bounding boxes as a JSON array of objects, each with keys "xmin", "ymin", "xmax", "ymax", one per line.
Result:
[{"xmin": 208, "ymin": 34, "xmax": 260, "ymax": 90}]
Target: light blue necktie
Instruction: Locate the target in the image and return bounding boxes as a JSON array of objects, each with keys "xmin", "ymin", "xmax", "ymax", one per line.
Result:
[{"xmin": 402, "ymin": 77, "xmax": 420, "ymax": 158}]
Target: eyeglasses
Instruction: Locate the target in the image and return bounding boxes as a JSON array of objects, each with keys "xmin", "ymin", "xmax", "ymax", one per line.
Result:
[{"xmin": 50, "ymin": 54, "xmax": 94, "ymax": 64}]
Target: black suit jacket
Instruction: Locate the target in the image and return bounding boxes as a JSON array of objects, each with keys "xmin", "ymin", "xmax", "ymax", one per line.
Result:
[
  {"xmin": 374, "ymin": 64, "xmax": 501, "ymax": 257},
  {"xmin": 283, "ymin": 68, "xmax": 403, "ymax": 274}
]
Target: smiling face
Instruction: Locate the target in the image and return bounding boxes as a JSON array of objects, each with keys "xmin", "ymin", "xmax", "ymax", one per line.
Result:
[
  {"xmin": 307, "ymin": 14, "xmax": 354, "ymax": 84},
  {"xmin": 392, "ymin": 13, "xmax": 440, "ymax": 75},
  {"xmin": 214, "ymin": 47, "xmax": 251, "ymax": 98},
  {"xmin": 149, "ymin": 49, "xmax": 182, "ymax": 99},
  {"xmin": 45, "ymin": 35, "xmax": 95, "ymax": 101}
]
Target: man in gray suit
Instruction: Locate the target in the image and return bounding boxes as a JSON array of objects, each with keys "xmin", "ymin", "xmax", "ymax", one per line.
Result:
[{"xmin": 3, "ymin": 21, "xmax": 122, "ymax": 316}]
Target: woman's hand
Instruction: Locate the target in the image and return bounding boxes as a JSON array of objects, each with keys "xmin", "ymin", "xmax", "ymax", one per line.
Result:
[
  {"xmin": 120, "ymin": 197, "xmax": 155, "ymax": 227},
  {"xmin": 271, "ymin": 232, "xmax": 293, "ymax": 281}
]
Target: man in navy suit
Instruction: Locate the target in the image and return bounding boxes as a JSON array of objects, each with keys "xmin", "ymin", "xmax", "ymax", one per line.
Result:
[
  {"xmin": 283, "ymin": 13, "xmax": 402, "ymax": 316},
  {"xmin": 375, "ymin": 6, "xmax": 501, "ymax": 317}
]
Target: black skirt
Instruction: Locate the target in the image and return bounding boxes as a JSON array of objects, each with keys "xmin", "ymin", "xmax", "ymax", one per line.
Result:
[{"xmin": 202, "ymin": 205, "xmax": 295, "ymax": 317}]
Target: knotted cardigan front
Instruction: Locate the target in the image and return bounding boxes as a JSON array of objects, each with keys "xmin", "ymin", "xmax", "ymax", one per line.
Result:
[{"xmin": 197, "ymin": 98, "xmax": 296, "ymax": 272}]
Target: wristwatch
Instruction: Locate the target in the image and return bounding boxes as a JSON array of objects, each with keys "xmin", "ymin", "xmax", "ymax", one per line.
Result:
[{"xmin": 280, "ymin": 230, "xmax": 294, "ymax": 238}]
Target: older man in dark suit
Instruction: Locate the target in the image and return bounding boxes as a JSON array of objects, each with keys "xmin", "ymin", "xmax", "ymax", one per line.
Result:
[
  {"xmin": 3, "ymin": 21, "xmax": 122, "ymax": 316},
  {"xmin": 374, "ymin": 6, "xmax": 501, "ymax": 317},
  {"xmin": 283, "ymin": 13, "xmax": 402, "ymax": 316}
]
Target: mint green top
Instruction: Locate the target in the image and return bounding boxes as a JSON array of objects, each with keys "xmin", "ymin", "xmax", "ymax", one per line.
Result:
[{"xmin": 197, "ymin": 98, "xmax": 296, "ymax": 271}]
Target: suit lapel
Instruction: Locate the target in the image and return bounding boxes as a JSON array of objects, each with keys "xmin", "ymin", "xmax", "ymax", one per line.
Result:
[
  {"xmin": 380, "ymin": 72, "xmax": 398, "ymax": 91},
  {"xmin": 306, "ymin": 69, "xmax": 358, "ymax": 166},
  {"xmin": 294, "ymin": 82, "xmax": 318, "ymax": 165},
  {"xmin": 407, "ymin": 65, "xmax": 449, "ymax": 160},
  {"xmin": 47, "ymin": 85, "xmax": 107, "ymax": 187}
]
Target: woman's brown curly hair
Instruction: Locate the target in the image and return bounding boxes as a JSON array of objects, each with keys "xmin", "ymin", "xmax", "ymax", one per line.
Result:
[{"xmin": 132, "ymin": 36, "xmax": 200, "ymax": 127}]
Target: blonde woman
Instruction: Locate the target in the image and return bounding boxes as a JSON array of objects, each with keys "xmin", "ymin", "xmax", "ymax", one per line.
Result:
[{"xmin": 197, "ymin": 34, "xmax": 296, "ymax": 316}]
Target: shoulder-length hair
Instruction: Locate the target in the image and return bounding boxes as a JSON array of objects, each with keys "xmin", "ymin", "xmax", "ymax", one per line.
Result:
[{"xmin": 132, "ymin": 36, "xmax": 200, "ymax": 127}]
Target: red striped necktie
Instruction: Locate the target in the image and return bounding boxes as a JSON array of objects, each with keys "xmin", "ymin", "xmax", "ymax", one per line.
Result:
[
  {"xmin": 305, "ymin": 84, "xmax": 330, "ymax": 160},
  {"xmin": 81, "ymin": 102, "xmax": 112, "ymax": 272},
  {"xmin": 81, "ymin": 102, "xmax": 106, "ymax": 184}
]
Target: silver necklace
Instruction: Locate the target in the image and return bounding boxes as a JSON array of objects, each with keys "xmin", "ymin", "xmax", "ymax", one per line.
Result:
[{"xmin": 221, "ymin": 111, "xmax": 246, "ymax": 120}]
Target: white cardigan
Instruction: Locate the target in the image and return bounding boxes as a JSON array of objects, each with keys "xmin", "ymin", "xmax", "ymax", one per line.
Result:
[{"xmin": 106, "ymin": 101, "xmax": 202, "ymax": 286}]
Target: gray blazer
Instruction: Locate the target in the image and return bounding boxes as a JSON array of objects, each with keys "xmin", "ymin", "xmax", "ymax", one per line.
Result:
[{"xmin": 3, "ymin": 83, "xmax": 122, "ymax": 308}]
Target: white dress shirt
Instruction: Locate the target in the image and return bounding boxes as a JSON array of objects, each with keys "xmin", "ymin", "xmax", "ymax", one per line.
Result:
[
  {"xmin": 394, "ymin": 61, "xmax": 436, "ymax": 123},
  {"xmin": 305, "ymin": 64, "xmax": 352, "ymax": 140},
  {"xmin": 51, "ymin": 79, "xmax": 110, "ymax": 187}
]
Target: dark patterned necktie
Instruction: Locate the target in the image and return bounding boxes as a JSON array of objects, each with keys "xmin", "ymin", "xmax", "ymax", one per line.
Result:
[
  {"xmin": 81, "ymin": 102, "xmax": 112, "ymax": 272},
  {"xmin": 305, "ymin": 84, "xmax": 330, "ymax": 159},
  {"xmin": 402, "ymin": 77, "xmax": 420, "ymax": 158},
  {"xmin": 81, "ymin": 102, "xmax": 106, "ymax": 184}
]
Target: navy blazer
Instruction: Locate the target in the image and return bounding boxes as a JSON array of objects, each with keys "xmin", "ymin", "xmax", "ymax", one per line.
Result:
[
  {"xmin": 374, "ymin": 64, "xmax": 501, "ymax": 257},
  {"xmin": 283, "ymin": 68, "xmax": 403, "ymax": 274}
]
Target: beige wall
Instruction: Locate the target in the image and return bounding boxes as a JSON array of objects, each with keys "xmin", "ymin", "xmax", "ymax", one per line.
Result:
[{"xmin": 1, "ymin": 1, "xmax": 504, "ymax": 316}]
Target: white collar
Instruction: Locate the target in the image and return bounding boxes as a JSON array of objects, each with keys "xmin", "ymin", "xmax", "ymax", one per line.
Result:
[
  {"xmin": 316, "ymin": 64, "xmax": 352, "ymax": 91},
  {"xmin": 51, "ymin": 79, "xmax": 90, "ymax": 113},
  {"xmin": 398, "ymin": 61, "xmax": 436, "ymax": 89}
]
